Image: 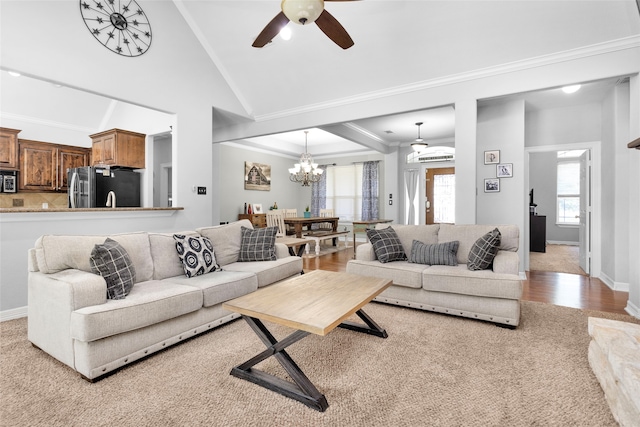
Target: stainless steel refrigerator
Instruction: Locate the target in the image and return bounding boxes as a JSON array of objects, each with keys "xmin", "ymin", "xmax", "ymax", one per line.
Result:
[{"xmin": 68, "ymin": 166, "xmax": 141, "ymax": 208}]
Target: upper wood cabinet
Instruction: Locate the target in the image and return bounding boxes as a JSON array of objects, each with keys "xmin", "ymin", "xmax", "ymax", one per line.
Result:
[
  {"xmin": 0, "ymin": 127, "xmax": 21, "ymax": 170},
  {"xmin": 90, "ymin": 129, "xmax": 145, "ymax": 169},
  {"xmin": 19, "ymin": 139, "xmax": 91, "ymax": 192}
]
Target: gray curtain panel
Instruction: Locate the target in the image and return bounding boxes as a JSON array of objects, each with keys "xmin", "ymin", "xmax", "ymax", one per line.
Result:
[{"xmin": 362, "ymin": 161, "xmax": 379, "ymax": 221}]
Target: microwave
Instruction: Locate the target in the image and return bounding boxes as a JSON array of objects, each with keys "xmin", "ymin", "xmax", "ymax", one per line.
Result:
[{"xmin": 0, "ymin": 170, "xmax": 17, "ymax": 193}]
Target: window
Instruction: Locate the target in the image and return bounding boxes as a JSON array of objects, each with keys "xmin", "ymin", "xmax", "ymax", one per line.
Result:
[
  {"xmin": 325, "ymin": 164, "xmax": 363, "ymax": 222},
  {"xmin": 556, "ymin": 150, "xmax": 584, "ymax": 225}
]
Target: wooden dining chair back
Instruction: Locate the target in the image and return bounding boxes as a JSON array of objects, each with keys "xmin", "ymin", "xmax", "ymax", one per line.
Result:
[
  {"xmin": 318, "ymin": 209, "xmax": 334, "ymax": 230},
  {"xmin": 266, "ymin": 211, "xmax": 286, "ymax": 237}
]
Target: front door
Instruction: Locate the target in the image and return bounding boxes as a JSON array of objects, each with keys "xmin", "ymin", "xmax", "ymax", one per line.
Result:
[{"xmin": 425, "ymin": 167, "xmax": 455, "ymax": 224}]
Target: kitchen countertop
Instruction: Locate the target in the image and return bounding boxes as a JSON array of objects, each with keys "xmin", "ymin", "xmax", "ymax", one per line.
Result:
[{"xmin": 0, "ymin": 207, "xmax": 183, "ymax": 213}]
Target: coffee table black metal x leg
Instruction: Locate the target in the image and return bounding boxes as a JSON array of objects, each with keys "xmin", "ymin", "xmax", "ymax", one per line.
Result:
[
  {"xmin": 230, "ymin": 309, "xmax": 387, "ymax": 412},
  {"xmin": 230, "ymin": 316, "xmax": 329, "ymax": 411}
]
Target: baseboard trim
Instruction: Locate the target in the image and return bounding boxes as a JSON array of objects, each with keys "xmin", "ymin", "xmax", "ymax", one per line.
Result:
[
  {"xmin": 598, "ymin": 272, "xmax": 630, "ymax": 292},
  {"xmin": 1, "ymin": 306, "xmax": 27, "ymax": 322},
  {"xmin": 625, "ymin": 300, "xmax": 640, "ymax": 319}
]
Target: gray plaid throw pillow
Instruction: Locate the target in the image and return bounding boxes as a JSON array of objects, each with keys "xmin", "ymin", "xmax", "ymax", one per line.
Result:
[
  {"xmin": 409, "ymin": 240, "xmax": 459, "ymax": 266},
  {"xmin": 90, "ymin": 238, "xmax": 136, "ymax": 300},
  {"xmin": 238, "ymin": 226, "xmax": 278, "ymax": 262},
  {"xmin": 467, "ymin": 228, "xmax": 501, "ymax": 270},
  {"xmin": 367, "ymin": 227, "xmax": 406, "ymax": 263}
]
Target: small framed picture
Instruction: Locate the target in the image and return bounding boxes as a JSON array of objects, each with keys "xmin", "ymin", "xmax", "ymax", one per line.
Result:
[
  {"xmin": 484, "ymin": 178, "xmax": 500, "ymax": 193},
  {"xmin": 496, "ymin": 163, "xmax": 513, "ymax": 178},
  {"xmin": 3, "ymin": 175, "xmax": 16, "ymax": 193},
  {"xmin": 253, "ymin": 203, "xmax": 263, "ymax": 214},
  {"xmin": 484, "ymin": 150, "xmax": 500, "ymax": 164}
]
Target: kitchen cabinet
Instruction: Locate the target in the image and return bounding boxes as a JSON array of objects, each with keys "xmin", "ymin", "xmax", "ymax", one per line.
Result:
[
  {"xmin": 19, "ymin": 139, "xmax": 91, "ymax": 192},
  {"xmin": 90, "ymin": 129, "xmax": 145, "ymax": 169},
  {"xmin": 0, "ymin": 128, "xmax": 20, "ymax": 170}
]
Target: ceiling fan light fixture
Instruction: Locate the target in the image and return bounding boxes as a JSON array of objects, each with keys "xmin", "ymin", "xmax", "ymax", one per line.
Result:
[
  {"xmin": 282, "ymin": 0, "xmax": 324, "ymax": 25},
  {"xmin": 279, "ymin": 25, "xmax": 292, "ymax": 40}
]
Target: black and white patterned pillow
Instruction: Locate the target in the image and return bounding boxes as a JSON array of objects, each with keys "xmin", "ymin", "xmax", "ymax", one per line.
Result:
[
  {"xmin": 238, "ymin": 226, "xmax": 278, "ymax": 262},
  {"xmin": 173, "ymin": 234, "xmax": 220, "ymax": 278},
  {"xmin": 90, "ymin": 238, "xmax": 136, "ymax": 300},
  {"xmin": 467, "ymin": 228, "xmax": 501, "ymax": 271},
  {"xmin": 367, "ymin": 227, "xmax": 406, "ymax": 263},
  {"xmin": 409, "ymin": 240, "xmax": 459, "ymax": 266}
]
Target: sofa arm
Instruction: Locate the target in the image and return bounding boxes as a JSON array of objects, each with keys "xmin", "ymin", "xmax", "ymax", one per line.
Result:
[
  {"xmin": 355, "ymin": 243, "xmax": 377, "ymax": 261},
  {"xmin": 493, "ymin": 250, "xmax": 519, "ymax": 275},
  {"xmin": 275, "ymin": 243, "xmax": 290, "ymax": 259},
  {"xmin": 27, "ymin": 269, "xmax": 106, "ymax": 369}
]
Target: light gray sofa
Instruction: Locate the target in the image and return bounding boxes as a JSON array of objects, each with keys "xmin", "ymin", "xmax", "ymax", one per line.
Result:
[
  {"xmin": 27, "ymin": 219, "xmax": 302, "ymax": 381},
  {"xmin": 346, "ymin": 224, "xmax": 522, "ymax": 327}
]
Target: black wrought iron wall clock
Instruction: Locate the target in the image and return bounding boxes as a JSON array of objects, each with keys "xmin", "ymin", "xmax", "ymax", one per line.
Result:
[{"xmin": 79, "ymin": 0, "xmax": 152, "ymax": 57}]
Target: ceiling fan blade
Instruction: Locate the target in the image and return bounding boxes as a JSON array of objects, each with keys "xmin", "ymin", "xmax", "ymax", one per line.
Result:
[
  {"xmin": 252, "ymin": 11, "xmax": 290, "ymax": 48},
  {"xmin": 315, "ymin": 9, "xmax": 354, "ymax": 49}
]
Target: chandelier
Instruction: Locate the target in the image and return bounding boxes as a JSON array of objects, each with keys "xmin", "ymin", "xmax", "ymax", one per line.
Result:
[{"xmin": 289, "ymin": 131, "xmax": 323, "ymax": 186}]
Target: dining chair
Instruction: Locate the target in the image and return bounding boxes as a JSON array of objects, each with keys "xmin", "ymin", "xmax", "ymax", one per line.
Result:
[{"xmin": 266, "ymin": 210, "xmax": 286, "ymax": 237}]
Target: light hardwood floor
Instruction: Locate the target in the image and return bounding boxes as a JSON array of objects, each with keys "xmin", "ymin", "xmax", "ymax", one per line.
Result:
[{"xmin": 302, "ymin": 246, "xmax": 630, "ymax": 315}]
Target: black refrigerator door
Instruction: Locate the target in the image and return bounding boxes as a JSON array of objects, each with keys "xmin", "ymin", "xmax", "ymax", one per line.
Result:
[{"xmin": 94, "ymin": 169, "xmax": 141, "ymax": 207}]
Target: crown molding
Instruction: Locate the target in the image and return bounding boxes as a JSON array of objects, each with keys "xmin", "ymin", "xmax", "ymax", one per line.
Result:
[
  {"xmin": 0, "ymin": 112, "xmax": 97, "ymax": 135},
  {"xmin": 254, "ymin": 35, "xmax": 640, "ymax": 123}
]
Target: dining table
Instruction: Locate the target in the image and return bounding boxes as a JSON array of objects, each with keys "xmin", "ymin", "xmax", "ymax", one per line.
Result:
[
  {"xmin": 352, "ymin": 219, "xmax": 393, "ymax": 257},
  {"xmin": 283, "ymin": 216, "xmax": 340, "ymax": 238}
]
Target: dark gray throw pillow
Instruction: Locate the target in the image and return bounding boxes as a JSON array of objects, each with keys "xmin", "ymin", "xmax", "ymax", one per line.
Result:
[
  {"xmin": 467, "ymin": 228, "xmax": 501, "ymax": 271},
  {"xmin": 90, "ymin": 238, "xmax": 136, "ymax": 300},
  {"xmin": 238, "ymin": 226, "xmax": 278, "ymax": 262},
  {"xmin": 367, "ymin": 227, "xmax": 406, "ymax": 263},
  {"xmin": 173, "ymin": 234, "xmax": 220, "ymax": 278},
  {"xmin": 409, "ymin": 240, "xmax": 459, "ymax": 266}
]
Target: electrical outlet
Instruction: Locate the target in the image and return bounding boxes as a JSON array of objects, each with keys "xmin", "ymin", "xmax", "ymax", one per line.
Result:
[{"xmin": 197, "ymin": 187, "xmax": 206, "ymax": 195}]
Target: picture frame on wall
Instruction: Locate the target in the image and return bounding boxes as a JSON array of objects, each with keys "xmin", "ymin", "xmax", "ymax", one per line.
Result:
[
  {"xmin": 496, "ymin": 163, "xmax": 513, "ymax": 178},
  {"xmin": 484, "ymin": 150, "xmax": 500, "ymax": 164},
  {"xmin": 484, "ymin": 178, "xmax": 500, "ymax": 193},
  {"xmin": 253, "ymin": 204, "xmax": 263, "ymax": 214},
  {"xmin": 244, "ymin": 161, "xmax": 271, "ymax": 191}
]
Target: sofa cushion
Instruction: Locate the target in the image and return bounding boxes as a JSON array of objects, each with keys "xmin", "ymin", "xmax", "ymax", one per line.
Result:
[
  {"xmin": 467, "ymin": 228, "xmax": 501, "ymax": 271},
  {"xmin": 409, "ymin": 240, "xmax": 459, "ymax": 266},
  {"xmin": 197, "ymin": 220, "xmax": 252, "ymax": 267},
  {"xmin": 89, "ymin": 238, "xmax": 136, "ymax": 300},
  {"xmin": 238, "ymin": 226, "xmax": 277, "ymax": 262},
  {"xmin": 163, "ymin": 270, "xmax": 258, "ymax": 307},
  {"xmin": 375, "ymin": 224, "xmax": 440, "ymax": 257},
  {"xmin": 34, "ymin": 232, "xmax": 153, "ymax": 283},
  {"xmin": 224, "ymin": 256, "xmax": 303, "ymax": 288},
  {"xmin": 422, "ymin": 265, "xmax": 522, "ymax": 299},
  {"xmin": 367, "ymin": 227, "xmax": 407, "ymax": 263},
  {"xmin": 346, "ymin": 259, "xmax": 426, "ymax": 289},
  {"xmin": 70, "ymin": 280, "xmax": 203, "ymax": 342},
  {"xmin": 149, "ymin": 231, "xmax": 199, "ymax": 280},
  {"xmin": 173, "ymin": 234, "xmax": 220, "ymax": 277},
  {"xmin": 438, "ymin": 224, "xmax": 519, "ymax": 264}
]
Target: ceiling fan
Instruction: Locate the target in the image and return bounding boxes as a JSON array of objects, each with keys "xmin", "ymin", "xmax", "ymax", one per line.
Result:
[
  {"xmin": 252, "ymin": 0, "xmax": 358, "ymax": 50},
  {"xmin": 411, "ymin": 122, "xmax": 428, "ymax": 152}
]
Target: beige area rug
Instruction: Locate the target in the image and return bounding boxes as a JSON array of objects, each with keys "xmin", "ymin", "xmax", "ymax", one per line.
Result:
[
  {"xmin": 2, "ymin": 302, "xmax": 638, "ymax": 427},
  {"xmin": 530, "ymin": 244, "xmax": 587, "ymax": 275}
]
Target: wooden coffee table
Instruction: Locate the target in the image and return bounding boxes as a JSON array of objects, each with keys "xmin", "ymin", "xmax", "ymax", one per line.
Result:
[{"xmin": 222, "ymin": 270, "xmax": 392, "ymax": 412}]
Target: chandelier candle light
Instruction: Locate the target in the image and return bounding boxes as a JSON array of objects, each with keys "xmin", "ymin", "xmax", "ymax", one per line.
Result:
[{"xmin": 289, "ymin": 130, "xmax": 323, "ymax": 186}]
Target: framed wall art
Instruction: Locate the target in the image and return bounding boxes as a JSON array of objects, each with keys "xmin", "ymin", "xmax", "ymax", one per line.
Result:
[
  {"xmin": 496, "ymin": 163, "xmax": 513, "ymax": 178},
  {"xmin": 253, "ymin": 203, "xmax": 263, "ymax": 214},
  {"xmin": 3, "ymin": 175, "xmax": 16, "ymax": 193},
  {"xmin": 244, "ymin": 161, "xmax": 271, "ymax": 191},
  {"xmin": 484, "ymin": 178, "xmax": 500, "ymax": 193},
  {"xmin": 484, "ymin": 150, "xmax": 500, "ymax": 164}
]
